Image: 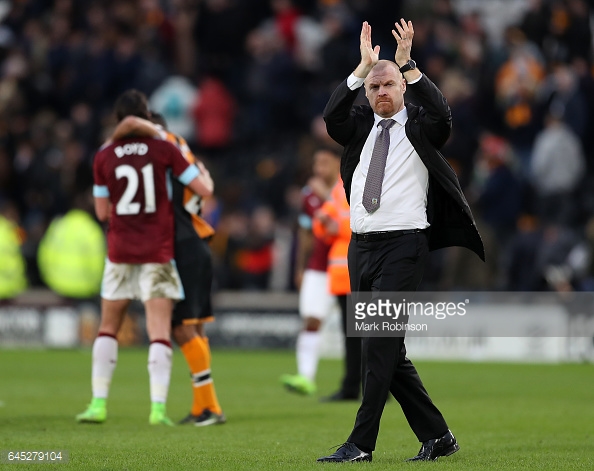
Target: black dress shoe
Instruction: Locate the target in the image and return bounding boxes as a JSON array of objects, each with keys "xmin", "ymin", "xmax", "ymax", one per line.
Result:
[
  {"xmin": 406, "ymin": 430, "xmax": 459, "ymax": 461},
  {"xmin": 317, "ymin": 442, "xmax": 372, "ymax": 462},
  {"xmin": 319, "ymin": 391, "xmax": 359, "ymax": 402}
]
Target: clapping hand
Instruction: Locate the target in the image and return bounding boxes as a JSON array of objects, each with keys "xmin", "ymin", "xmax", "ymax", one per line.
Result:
[
  {"xmin": 360, "ymin": 21, "xmax": 379, "ymax": 69},
  {"xmin": 354, "ymin": 21, "xmax": 380, "ymax": 78},
  {"xmin": 392, "ymin": 18, "xmax": 414, "ymax": 68}
]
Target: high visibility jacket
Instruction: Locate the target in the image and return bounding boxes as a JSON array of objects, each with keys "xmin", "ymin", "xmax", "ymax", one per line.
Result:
[
  {"xmin": 0, "ymin": 216, "xmax": 27, "ymax": 299},
  {"xmin": 38, "ymin": 209, "xmax": 106, "ymax": 298},
  {"xmin": 312, "ymin": 180, "xmax": 351, "ymax": 295}
]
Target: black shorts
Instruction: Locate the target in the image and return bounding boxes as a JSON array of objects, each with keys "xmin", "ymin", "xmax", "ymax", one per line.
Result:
[{"xmin": 172, "ymin": 237, "xmax": 213, "ymax": 327}]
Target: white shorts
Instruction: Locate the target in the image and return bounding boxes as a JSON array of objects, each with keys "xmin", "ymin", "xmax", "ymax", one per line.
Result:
[
  {"xmin": 101, "ymin": 259, "xmax": 185, "ymax": 302},
  {"xmin": 299, "ymin": 269, "xmax": 336, "ymax": 319}
]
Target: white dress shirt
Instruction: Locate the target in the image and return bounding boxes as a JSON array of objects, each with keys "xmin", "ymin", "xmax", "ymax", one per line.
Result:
[{"xmin": 347, "ymin": 73, "xmax": 429, "ymax": 234}]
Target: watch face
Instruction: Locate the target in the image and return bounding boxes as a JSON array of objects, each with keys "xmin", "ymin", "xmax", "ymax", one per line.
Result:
[{"xmin": 400, "ymin": 60, "xmax": 415, "ymax": 73}]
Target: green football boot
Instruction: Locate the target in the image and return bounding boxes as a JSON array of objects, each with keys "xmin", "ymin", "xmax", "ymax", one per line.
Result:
[
  {"xmin": 149, "ymin": 402, "xmax": 174, "ymax": 426},
  {"xmin": 76, "ymin": 398, "xmax": 107, "ymax": 424},
  {"xmin": 280, "ymin": 374, "xmax": 317, "ymax": 395}
]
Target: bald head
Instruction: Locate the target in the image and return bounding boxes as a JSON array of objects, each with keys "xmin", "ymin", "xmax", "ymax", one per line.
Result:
[{"xmin": 365, "ymin": 60, "xmax": 400, "ymax": 85}]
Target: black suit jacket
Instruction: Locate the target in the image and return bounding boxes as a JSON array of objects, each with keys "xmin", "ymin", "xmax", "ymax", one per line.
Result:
[{"xmin": 323, "ymin": 74, "xmax": 485, "ymax": 261}]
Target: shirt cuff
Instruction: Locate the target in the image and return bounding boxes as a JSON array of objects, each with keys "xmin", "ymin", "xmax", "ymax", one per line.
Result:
[
  {"xmin": 93, "ymin": 185, "xmax": 109, "ymax": 197},
  {"xmin": 406, "ymin": 73, "xmax": 423, "ymax": 85},
  {"xmin": 178, "ymin": 164, "xmax": 200, "ymax": 185},
  {"xmin": 298, "ymin": 214, "xmax": 312, "ymax": 230},
  {"xmin": 347, "ymin": 73, "xmax": 365, "ymax": 90}
]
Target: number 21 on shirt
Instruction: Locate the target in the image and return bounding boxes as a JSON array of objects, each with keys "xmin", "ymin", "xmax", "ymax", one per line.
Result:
[{"xmin": 115, "ymin": 163, "xmax": 156, "ymax": 215}]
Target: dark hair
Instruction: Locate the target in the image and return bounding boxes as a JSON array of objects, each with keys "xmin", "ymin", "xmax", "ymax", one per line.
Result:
[
  {"xmin": 114, "ymin": 89, "xmax": 150, "ymax": 122},
  {"xmin": 149, "ymin": 110, "xmax": 168, "ymax": 129}
]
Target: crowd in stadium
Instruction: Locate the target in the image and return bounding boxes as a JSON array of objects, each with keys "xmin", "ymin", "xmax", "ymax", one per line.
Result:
[{"xmin": 0, "ymin": 0, "xmax": 593, "ymax": 294}]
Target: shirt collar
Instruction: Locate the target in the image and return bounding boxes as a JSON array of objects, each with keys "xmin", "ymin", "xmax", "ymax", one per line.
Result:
[{"xmin": 373, "ymin": 107, "xmax": 408, "ymax": 128}]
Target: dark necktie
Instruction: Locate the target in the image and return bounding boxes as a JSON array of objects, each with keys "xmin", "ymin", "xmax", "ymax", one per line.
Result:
[{"xmin": 362, "ymin": 119, "xmax": 396, "ymax": 213}]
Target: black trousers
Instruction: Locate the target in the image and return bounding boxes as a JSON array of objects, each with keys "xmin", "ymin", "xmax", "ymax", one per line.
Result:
[
  {"xmin": 337, "ymin": 295, "xmax": 361, "ymax": 397},
  {"xmin": 346, "ymin": 232, "xmax": 448, "ymax": 451}
]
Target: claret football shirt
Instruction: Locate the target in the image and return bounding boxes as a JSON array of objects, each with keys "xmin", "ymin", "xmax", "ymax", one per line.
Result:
[{"xmin": 93, "ymin": 137, "xmax": 198, "ymax": 264}]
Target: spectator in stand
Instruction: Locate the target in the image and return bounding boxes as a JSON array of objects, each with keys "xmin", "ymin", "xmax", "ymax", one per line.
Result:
[
  {"xmin": 319, "ymin": 6, "xmax": 358, "ymax": 91},
  {"xmin": 507, "ymin": 221, "xmax": 585, "ymax": 292},
  {"xmin": 270, "ymin": 0, "xmax": 301, "ymax": 53},
  {"xmin": 473, "ymin": 134, "xmax": 523, "ymax": 245},
  {"xmin": 538, "ymin": 64, "xmax": 588, "ymax": 141},
  {"xmin": 438, "ymin": 69, "xmax": 480, "ymax": 190},
  {"xmin": 530, "ymin": 111, "xmax": 585, "ymax": 226},
  {"xmin": 191, "ymin": 75, "xmax": 236, "ymax": 150},
  {"xmin": 243, "ymin": 24, "xmax": 298, "ymax": 141},
  {"xmin": 149, "ymin": 76, "xmax": 198, "ymax": 142},
  {"xmin": 236, "ymin": 206, "xmax": 276, "ymax": 291},
  {"xmin": 519, "ymin": 0, "xmax": 549, "ymax": 52},
  {"xmin": 494, "ymin": 27, "xmax": 545, "ymax": 174},
  {"xmin": 216, "ymin": 204, "xmax": 277, "ymax": 291}
]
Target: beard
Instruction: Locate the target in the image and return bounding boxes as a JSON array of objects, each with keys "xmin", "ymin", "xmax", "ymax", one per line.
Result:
[{"xmin": 375, "ymin": 100, "xmax": 394, "ymax": 116}]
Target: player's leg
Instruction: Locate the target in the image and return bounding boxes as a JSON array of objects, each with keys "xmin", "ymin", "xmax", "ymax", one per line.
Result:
[
  {"xmin": 140, "ymin": 262, "xmax": 182, "ymax": 426},
  {"xmin": 77, "ymin": 260, "xmax": 130, "ymax": 423},
  {"xmin": 144, "ymin": 296, "xmax": 174, "ymax": 425},
  {"xmin": 172, "ymin": 237, "xmax": 224, "ymax": 425},
  {"xmin": 93, "ymin": 299, "xmax": 129, "ymax": 396},
  {"xmin": 195, "ymin": 324, "xmax": 225, "ymax": 425},
  {"xmin": 173, "ymin": 323, "xmax": 225, "ymax": 426},
  {"xmin": 281, "ymin": 269, "xmax": 334, "ymax": 395}
]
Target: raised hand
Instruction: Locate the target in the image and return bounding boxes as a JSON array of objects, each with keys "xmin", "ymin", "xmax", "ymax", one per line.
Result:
[
  {"xmin": 360, "ymin": 21, "xmax": 379, "ymax": 68},
  {"xmin": 392, "ymin": 18, "xmax": 414, "ymax": 67},
  {"xmin": 354, "ymin": 21, "xmax": 380, "ymax": 78}
]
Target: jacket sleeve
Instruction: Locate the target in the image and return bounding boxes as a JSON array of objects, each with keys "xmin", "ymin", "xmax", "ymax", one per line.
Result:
[
  {"xmin": 323, "ymin": 79, "xmax": 363, "ymax": 146},
  {"xmin": 407, "ymin": 74, "xmax": 452, "ymax": 149}
]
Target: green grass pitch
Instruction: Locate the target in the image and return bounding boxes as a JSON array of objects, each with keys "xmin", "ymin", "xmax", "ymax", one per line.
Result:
[{"xmin": 0, "ymin": 348, "xmax": 593, "ymax": 470}]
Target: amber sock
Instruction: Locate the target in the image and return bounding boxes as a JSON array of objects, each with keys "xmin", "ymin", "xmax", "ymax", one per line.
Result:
[{"xmin": 180, "ymin": 336, "xmax": 222, "ymax": 416}]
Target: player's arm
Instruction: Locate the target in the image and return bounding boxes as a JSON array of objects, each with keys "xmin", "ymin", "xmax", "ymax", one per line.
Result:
[
  {"xmin": 172, "ymin": 149, "xmax": 214, "ymax": 197},
  {"xmin": 111, "ymin": 116, "xmax": 164, "ymax": 141},
  {"xmin": 294, "ymin": 225, "xmax": 313, "ymax": 290},
  {"xmin": 92, "ymin": 183, "xmax": 111, "ymax": 222},
  {"xmin": 165, "ymin": 136, "xmax": 214, "ymax": 196},
  {"xmin": 186, "ymin": 160, "xmax": 214, "ymax": 196},
  {"xmin": 92, "ymin": 153, "xmax": 111, "ymax": 222},
  {"xmin": 94, "ymin": 197, "xmax": 111, "ymax": 222}
]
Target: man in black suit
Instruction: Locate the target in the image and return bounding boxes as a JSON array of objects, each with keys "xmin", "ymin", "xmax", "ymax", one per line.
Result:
[{"xmin": 317, "ymin": 19, "xmax": 484, "ymax": 463}]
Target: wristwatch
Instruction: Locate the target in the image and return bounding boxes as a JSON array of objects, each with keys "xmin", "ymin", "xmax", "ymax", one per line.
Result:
[{"xmin": 398, "ymin": 59, "xmax": 416, "ymax": 74}]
